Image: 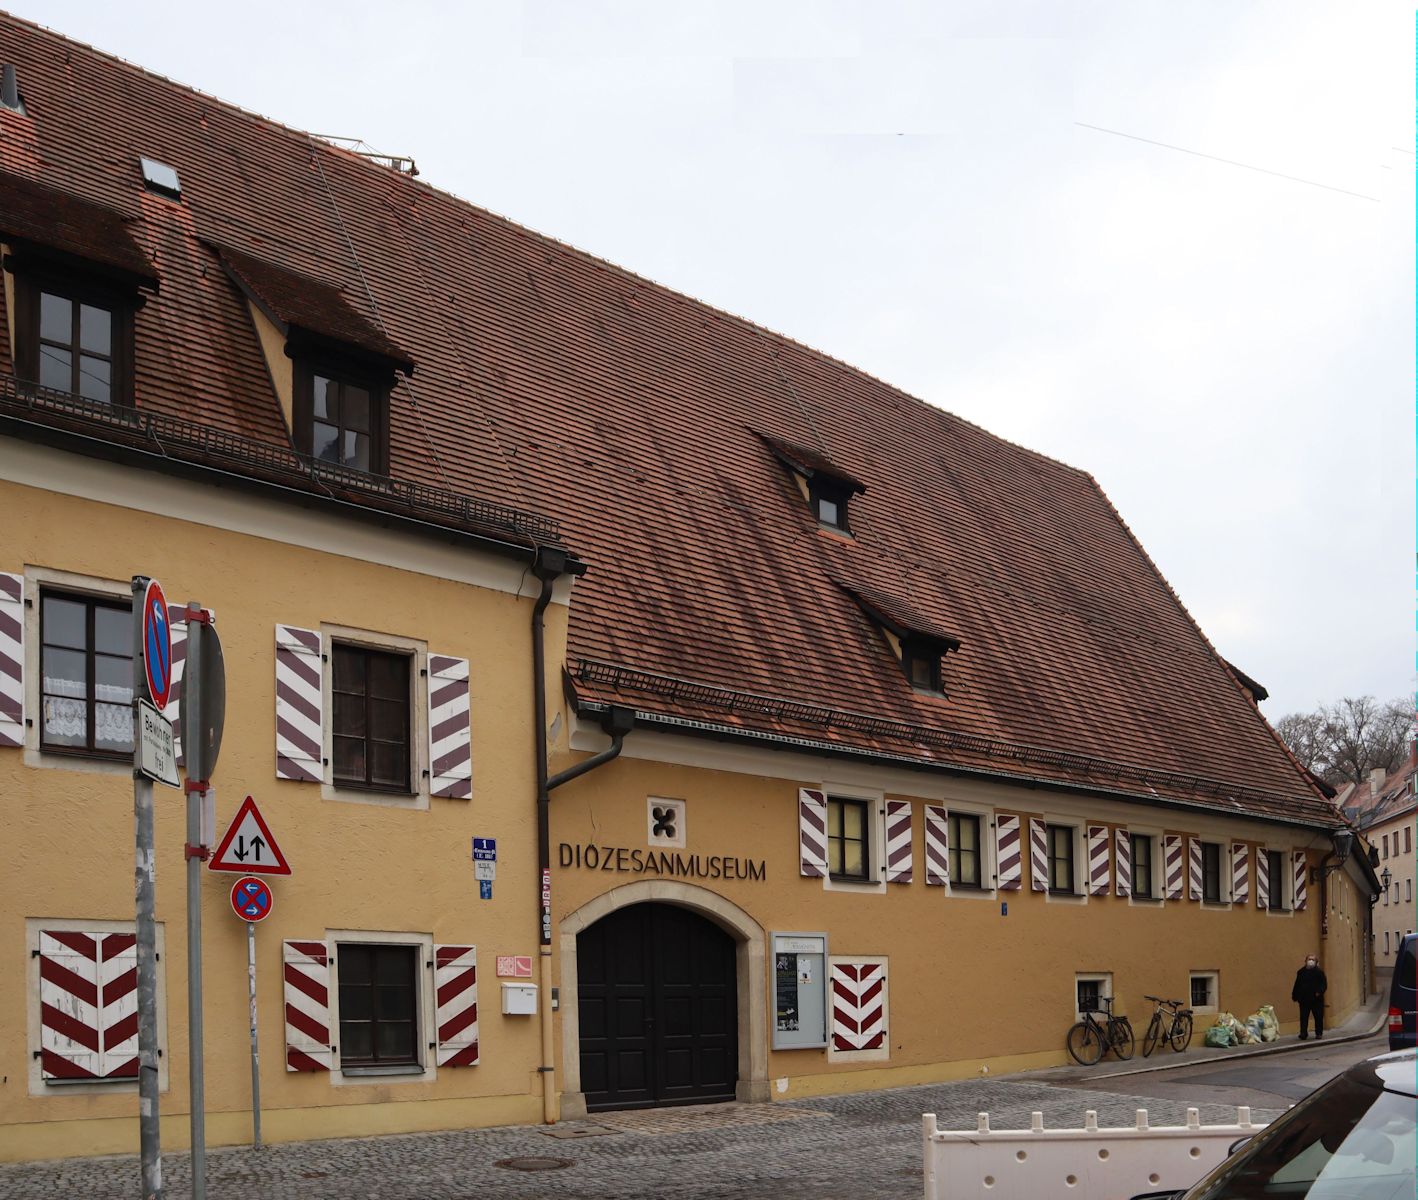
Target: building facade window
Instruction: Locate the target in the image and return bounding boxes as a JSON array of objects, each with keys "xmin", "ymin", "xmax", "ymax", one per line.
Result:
[
  {"xmin": 40, "ymin": 591, "xmax": 133, "ymax": 757},
  {"xmin": 827, "ymin": 796, "xmax": 870, "ymax": 882},
  {"xmin": 808, "ymin": 479, "xmax": 853, "ymax": 533},
  {"xmin": 1190, "ymin": 971, "xmax": 1219, "ymax": 1011},
  {"xmin": 1074, "ymin": 973, "xmax": 1111, "ymax": 1020},
  {"xmin": 1131, "ymin": 832, "xmax": 1154, "ymax": 898},
  {"xmin": 331, "ymin": 644, "xmax": 411, "ymax": 792},
  {"xmin": 336, "ymin": 943, "xmax": 419, "ymax": 1068},
  {"xmin": 1383, "ymin": 835, "xmax": 1389, "ymax": 859},
  {"xmin": 15, "ymin": 275, "xmax": 133, "ymax": 406},
  {"xmin": 948, "ymin": 812, "xmax": 981, "ymax": 888},
  {"xmin": 902, "ymin": 642, "xmax": 941, "ymax": 693},
  {"xmin": 1201, "ymin": 842, "xmax": 1223, "ymax": 903},
  {"xmin": 1405, "ymin": 826, "xmax": 1412, "ymax": 854},
  {"xmin": 294, "ymin": 362, "xmax": 388, "ymax": 475},
  {"xmin": 1408, "ymin": 878, "xmax": 1413, "ymax": 904},
  {"xmin": 1385, "ymin": 931, "xmax": 1391, "ymax": 954},
  {"xmin": 1047, "ymin": 823, "xmax": 1075, "ymax": 893},
  {"xmin": 1266, "ymin": 849, "xmax": 1286, "ymax": 911}
]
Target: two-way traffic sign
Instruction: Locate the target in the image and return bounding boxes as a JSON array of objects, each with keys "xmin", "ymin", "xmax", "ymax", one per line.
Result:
[{"xmin": 208, "ymin": 795, "xmax": 291, "ymax": 875}]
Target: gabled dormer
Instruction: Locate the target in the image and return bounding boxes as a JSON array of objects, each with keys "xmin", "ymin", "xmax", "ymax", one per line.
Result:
[
  {"xmin": 834, "ymin": 577, "xmax": 961, "ymax": 695},
  {"xmin": 755, "ymin": 428, "xmax": 865, "ymax": 534},
  {"xmin": 212, "ymin": 243, "xmax": 414, "ymax": 476}
]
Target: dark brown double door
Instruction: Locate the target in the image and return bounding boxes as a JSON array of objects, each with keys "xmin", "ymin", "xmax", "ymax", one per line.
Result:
[{"xmin": 577, "ymin": 903, "xmax": 737, "ymax": 1111}]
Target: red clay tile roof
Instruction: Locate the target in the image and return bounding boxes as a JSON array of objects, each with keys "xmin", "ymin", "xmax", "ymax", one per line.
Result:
[
  {"xmin": 832, "ymin": 577, "xmax": 961, "ymax": 650},
  {"xmin": 755, "ymin": 428, "xmax": 865, "ymax": 493},
  {"xmin": 212, "ymin": 243, "xmax": 414, "ymax": 373},
  {"xmin": 0, "ymin": 13, "xmax": 1339, "ymax": 827},
  {"xmin": 0, "ymin": 168, "xmax": 158, "ymax": 287}
]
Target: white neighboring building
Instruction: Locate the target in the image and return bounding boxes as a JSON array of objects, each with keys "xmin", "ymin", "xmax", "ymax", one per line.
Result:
[{"xmin": 1343, "ymin": 750, "xmax": 1418, "ymax": 972}]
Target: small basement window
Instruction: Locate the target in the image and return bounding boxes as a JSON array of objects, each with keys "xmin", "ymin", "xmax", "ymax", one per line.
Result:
[{"xmin": 139, "ymin": 157, "xmax": 181, "ymax": 200}]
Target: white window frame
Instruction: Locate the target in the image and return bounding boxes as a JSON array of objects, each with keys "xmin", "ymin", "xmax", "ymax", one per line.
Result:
[
  {"xmin": 821, "ymin": 783, "xmax": 886, "ymax": 895},
  {"xmin": 1074, "ymin": 972, "xmax": 1112, "ymax": 1022},
  {"xmin": 25, "ymin": 917, "xmax": 170, "ymax": 1097},
  {"xmin": 1385, "ymin": 931, "xmax": 1391, "ymax": 955},
  {"xmin": 946, "ymin": 802, "xmax": 995, "ymax": 899},
  {"xmin": 320, "ymin": 624, "xmax": 429, "ymax": 810},
  {"xmin": 1189, "ymin": 970, "xmax": 1219, "ymax": 1015},
  {"xmin": 327, "ymin": 928, "xmax": 436, "ymax": 1086},
  {"xmin": 1044, "ymin": 817, "xmax": 1087, "ymax": 903},
  {"xmin": 1262, "ymin": 845, "xmax": 1292, "ymax": 914},
  {"xmin": 1127, "ymin": 827, "xmax": 1164, "ymax": 904},
  {"xmin": 1408, "ymin": 878, "xmax": 1413, "ymax": 904}
]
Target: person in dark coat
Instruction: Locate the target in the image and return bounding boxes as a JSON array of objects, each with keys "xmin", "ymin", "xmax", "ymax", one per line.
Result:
[{"xmin": 1291, "ymin": 954, "xmax": 1327, "ymax": 1039}]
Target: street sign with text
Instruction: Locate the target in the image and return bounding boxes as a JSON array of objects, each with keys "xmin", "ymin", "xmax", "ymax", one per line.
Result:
[{"xmin": 136, "ymin": 699, "xmax": 179, "ymax": 788}]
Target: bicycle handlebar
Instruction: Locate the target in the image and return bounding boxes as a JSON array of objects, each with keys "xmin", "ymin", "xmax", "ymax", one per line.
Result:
[{"xmin": 1143, "ymin": 995, "xmax": 1187, "ymax": 1007}]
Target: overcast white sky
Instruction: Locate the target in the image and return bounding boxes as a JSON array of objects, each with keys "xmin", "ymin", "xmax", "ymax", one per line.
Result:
[{"xmin": 13, "ymin": 0, "xmax": 1414, "ymax": 719}]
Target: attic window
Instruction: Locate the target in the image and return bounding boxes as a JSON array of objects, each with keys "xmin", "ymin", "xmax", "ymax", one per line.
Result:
[
  {"xmin": 810, "ymin": 478, "xmax": 853, "ymax": 532},
  {"xmin": 139, "ymin": 157, "xmax": 181, "ymax": 200},
  {"xmin": 833, "ymin": 579, "xmax": 961, "ymax": 698},
  {"xmin": 902, "ymin": 640, "xmax": 941, "ymax": 693},
  {"xmin": 754, "ymin": 430, "xmax": 865, "ymax": 534}
]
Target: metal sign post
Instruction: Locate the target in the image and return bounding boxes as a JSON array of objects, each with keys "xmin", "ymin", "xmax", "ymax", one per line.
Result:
[
  {"xmin": 246, "ymin": 921, "xmax": 262, "ymax": 1148},
  {"xmin": 132, "ymin": 576, "xmax": 164, "ymax": 1200}
]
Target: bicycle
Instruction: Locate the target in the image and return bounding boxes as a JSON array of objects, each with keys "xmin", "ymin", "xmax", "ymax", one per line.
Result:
[
  {"xmin": 1141, "ymin": 994, "xmax": 1194, "ymax": 1056},
  {"xmin": 1065, "ymin": 995, "xmax": 1134, "ymax": 1065}
]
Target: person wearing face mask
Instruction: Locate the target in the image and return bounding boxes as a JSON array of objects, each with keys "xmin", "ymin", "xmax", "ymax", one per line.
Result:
[{"xmin": 1291, "ymin": 953, "xmax": 1327, "ymax": 1039}]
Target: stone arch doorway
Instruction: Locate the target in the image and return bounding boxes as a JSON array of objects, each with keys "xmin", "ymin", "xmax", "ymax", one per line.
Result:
[{"xmin": 559, "ymin": 882, "xmax": 768, "ymax": 1117}]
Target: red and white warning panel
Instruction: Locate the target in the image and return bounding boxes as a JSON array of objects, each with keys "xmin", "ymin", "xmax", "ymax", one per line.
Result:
[{"xmin": 209, "ymin": 795, "xmax": 291, "ymax": 875}]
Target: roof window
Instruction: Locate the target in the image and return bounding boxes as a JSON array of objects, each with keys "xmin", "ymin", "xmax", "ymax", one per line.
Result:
[
  {"xmin": 139, "ymin": 157, "xmax": 182, "ymax": 200},
  {"xmin": 834, "ymin": 578, "xmax": 961, "ymax": 697},
  {"xmin": 754, "ymin": 429, "xmax": 865, "ymax": 534}
]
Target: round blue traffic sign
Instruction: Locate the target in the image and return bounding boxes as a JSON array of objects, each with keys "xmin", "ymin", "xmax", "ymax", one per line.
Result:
[
  {"xmin": 141, "ymin": 579, "xmax": 172, "ymax": 711},
  {"xmin": 230, "ymin": 876, "xmax": 273, "ymax": 923}
]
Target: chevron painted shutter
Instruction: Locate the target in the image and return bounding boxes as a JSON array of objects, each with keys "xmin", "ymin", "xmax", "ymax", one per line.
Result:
[
  {"xmin": 1029, "ymin": 818, "xmax": 1048, "ymax": 892},
  {"xmin": 924, "ymin": 805, "xmax": 949, "ymax": 886},
  {"xmin": 1114, "ymin": 827, "xmax": 1131, "ymax": 896},
  {"xmin": 427, "ymin": 655, "xmax": 472, "ymax": 799},
  {"xmin": 434, "ymin": 945, "xmax": 479, "ymax": 1066},
  {"xmin": 166, "ymin": 606, "xmax": 188, "ymax": 765},
  {"xmin": 283, "ymin": 940, "xmax": 333, "ymax": 1071},
  {"xmin": 884, "ymin": 800, "xmax": 912, "ymax": 883},
  {"xmin": 830, "ymin": 960, "xmax": 886, "ymax": 1051},
  {"xmin": 275, "ymin": 626, "xmax": 323, "ymax": 782},
  {"xmin": 1163, "ymin": 835, "xmax": 1183, "ymax": 899},
  {"xmin": 38, "ymin": 929, "xmax": 139, "ymax": 1081},
  {"xmin": 1293, "ymin": 851, "xmax": 1308, "ymax": 911},
  {"xmin": 1088, "ymin": 825, "xmax": 1110, "ymax": 895},
  {"xmin": 1256, "ymin": 852, "xmax": 1270, "ymax": 910},
  {"xmin": 1232, "ymin": 843, "xmax": 1249, "ymax": 905},
  {"xmin": 1187, "ymin": 838, "xmax": 1202, "ymax": 901},
  {"xmin": 0, "ymin": 572, "xmax": 24, "ymax": 748},
  {"xmin": 996, "ymin": 814, "xmax": 1022, "ymax": 890},
  {"xmin": 798, "ymin": 789, "xmax": 828, "ymax": 877}
]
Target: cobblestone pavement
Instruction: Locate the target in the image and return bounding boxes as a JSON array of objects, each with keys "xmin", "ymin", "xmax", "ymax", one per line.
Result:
[{"xmin": 0, "ymin": 1077, "xmax": 1284, "ymax": 1200}]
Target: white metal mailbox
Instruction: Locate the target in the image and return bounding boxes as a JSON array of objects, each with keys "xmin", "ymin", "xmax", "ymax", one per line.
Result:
[{"xmin": 501, "ymin": 983, "xmax": 537, "ymax": 1015}]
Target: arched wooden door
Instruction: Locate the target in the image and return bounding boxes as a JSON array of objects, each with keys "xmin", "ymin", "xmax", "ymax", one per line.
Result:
[{"xmin": 577, "ymin": 902, "xmax": 737, "ymax": 1110}]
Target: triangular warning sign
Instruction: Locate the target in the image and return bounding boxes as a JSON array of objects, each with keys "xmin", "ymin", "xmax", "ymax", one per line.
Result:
[{"xmin": 208, "ymin": 795, "xmax": 291, "ymax": 875}]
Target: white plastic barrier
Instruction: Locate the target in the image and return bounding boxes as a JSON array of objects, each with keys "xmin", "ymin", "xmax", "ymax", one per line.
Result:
[{"xmin": 922, "ymin": 1106, "xmax": 1267, "ymax": 1200}]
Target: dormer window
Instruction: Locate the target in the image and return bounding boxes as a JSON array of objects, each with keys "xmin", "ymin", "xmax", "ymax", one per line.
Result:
[
  {"xmin": 809, "ymin": 478, "xmax": 854, "ymax": 532},
  {"xmin": 902, "ymin": 640, "xmax": 941, "ymax": 693},
  {"xmin": 834, "ymin": 578, "xmax": 961, "ymax": 697},
  {"xmin": 296, "ymin": 363, "xmax": 385, "ymax": 473},
  {"xmin": 755, "ymin": 429, "xmax": 865, "ymax": 535},
  {"xmin": 15, "ymin": 274, "xmax": 136, "ymax": 406}
]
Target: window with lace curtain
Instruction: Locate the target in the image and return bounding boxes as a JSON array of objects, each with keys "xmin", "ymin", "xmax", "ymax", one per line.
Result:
[{"xmin": 40, "ymin": 592, "xmax": 133, "ymax": 757}]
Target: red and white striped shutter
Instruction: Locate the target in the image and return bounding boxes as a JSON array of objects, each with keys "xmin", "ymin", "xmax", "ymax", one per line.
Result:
[
  {"xmin": 995, "ymin": 814, "xmax": 1022, "ymax": 891},
  {"xmin": 434, "ymin": 945, "xmax": 479, "ymax": 1066},
  {"xmin": 1293, "ymin": 851, "xmax": 1308, "ymax": 911},
  {"xmin": 1232, "ymin": 843, "xmax": 1249, "ymax": 905},
  {"xmin": 1187, "ymin": 838, "xmax": 1202, "ymax": 901},
  {"xmin": 1028, "ymin": 818, "xmax": 1048, "ymax": 892},
  {"xmin": 0, "ymin": 572, "xmax": 24, "ymax": 749},
  {"xmin": 923, "ymin": 805, "xmax": 949, "ymax": 886},
  {"xmin": 798, "ymin": 789, "xmax": 828, "ymax": 877},
  {"xmin": 1163, "ymin": 835, "xmax": 1183, "ymax": 899},
  {"xmin": 166, "ymin": 605, "xmax": 188, "ymax": 765},
  {"xmin": 275, "ymin": 626, "xmax": 323, "ymax": 782},
  {"xmin": 1114, "ymin": 827, "xmax": 1131, "ymax": 896},
  {"xmin": 884, "ymin": 800, "xmax": 912, "ymax": 883},
  {"xmin": 427, "ymin": 655, "xmax": 472, "ymax": 799},
  {"xmin": 829, "ymin": 960, "xmax": 886, "ymax": 1051},
  {"xmin": 97, "ymin": 933, "xmax": 139, "ymax": 1078},
  {"xmin": 283, "ymin": 940, "xmax": 333, "ymax": 1071},
  {"xmin": 1256, "ymin": 852, "xmax": 1270, "ymax": 910},
  {"xmin": 38, "ymin": 930, "xmax": 102, "ymax": 1080},
  {"xmin": 1088, "ymin": 825, "xmax": 1110, "ymax": 895}
]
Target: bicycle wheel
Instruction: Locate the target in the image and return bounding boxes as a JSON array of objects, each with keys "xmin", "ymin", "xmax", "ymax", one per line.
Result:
[
  {"xmin": 1142, "ymin": 1013, "xmax": 1163, "ymax": 1057},
  {"xmin": 1110, "ymin": 1017, "xmax": 1135, "ymax": 1060},
  {"xmin": 1066, "ymin": 1020, "xmax": 1104, "ymax": 1065},
  {"xmin": 1170, "ymin": 1013, "xmax": 1193, "ymax": 1053}
]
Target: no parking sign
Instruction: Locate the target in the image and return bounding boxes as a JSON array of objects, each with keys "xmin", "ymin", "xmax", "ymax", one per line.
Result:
[{"xmin": 229, "ymin": 876, "xmax": 273, "ymax": 923}]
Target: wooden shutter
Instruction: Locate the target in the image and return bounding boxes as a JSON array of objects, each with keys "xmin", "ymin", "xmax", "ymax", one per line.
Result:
[
  {"xmin": 798, "ymin": 789, "xmax": 828, "ymax": 877},
  {"xmin": 434, "ymin": 945, "xmax": 479, "ymax": 1066},
  {"xmin": 165, "ymin": 606, "xmax": 188, "ymax": 765},
  {"xmin": 995, "ymin": 814, "xmax": 1022, "ymax": 890},
  {"xmin": 97, "ymin": 933, "xmax": 139, "ymax": 1078},
  {"xmin": 37, "ymin": 929, "xmax": 140, "ymax": 1081},
  {"xmin": 427, "ymin": 655, "xmax": 472, "ymax": 799},
  {"xmin": 1114, "ymin": 827, "xmax": 1131, "ymax": 896},
  {"xmin": 1163, "ymin": 835, "xmax": 1183, "ymax": 899},
  {"xmin": 924, "ymin": 805, "xmax": 949, "ymax": 886},
  {"xmin": 829, "ymin": 960, "xmax": 886, "ymax": 1052},
  {"xmin": 283, "ymin": 940, "xmax": 333, "ymax": 1071},
  {"xmin": 1088, "ymin": 825, "xmax": 1110, "ymax": 895},
  {"xmin": 1293, "ymin": 851, "xmax": 1308, "ymax": 911},
  {"xmin": 1188, "ymin": 838, "xmax": 1203, "ymax": 901},
  {"xmin": 1231, "ymin": 843, "xmax": 1249, "ymax": 905},
  {"xmin": 1029, "ymin": 818, "xmax": 1048, "ymax": 892},
  {"xmin": 1256, "ymin": 851, "xmax": 1270, "ymax": 909},
  {"xmin": 275, "ymin": 625, "xmax": 323, "ymax": 782},
  {"xmin": 884, "ymin": 799, "xmax": 912, "ymax": 883},
  {"xmin": 0, "ymin": 572, "xmax": 24, "ymax": 748}
]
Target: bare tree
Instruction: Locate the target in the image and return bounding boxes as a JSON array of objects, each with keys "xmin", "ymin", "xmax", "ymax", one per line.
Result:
[{"xmin": 1275, "ymin": 695, "xmax": 1414, "ymax": 787}]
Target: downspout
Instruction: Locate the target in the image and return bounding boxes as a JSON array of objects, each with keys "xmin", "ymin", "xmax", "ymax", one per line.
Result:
[{"xmin": 529, "ymin": 546, "xmax": 630, "ymax": 1124}]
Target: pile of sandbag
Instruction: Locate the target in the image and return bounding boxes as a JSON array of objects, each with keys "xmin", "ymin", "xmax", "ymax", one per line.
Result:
[{"xmin": 1203, "ymin": 1004, "xmax": 1279, "ymax": 1048}]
